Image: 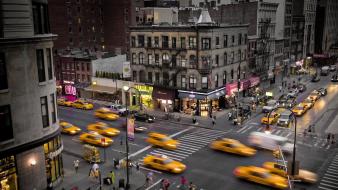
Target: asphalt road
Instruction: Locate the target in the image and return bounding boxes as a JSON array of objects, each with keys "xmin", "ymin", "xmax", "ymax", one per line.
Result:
[{"xmin": 58, "ymin": 72, "xmax": 338, "ymax": 190}]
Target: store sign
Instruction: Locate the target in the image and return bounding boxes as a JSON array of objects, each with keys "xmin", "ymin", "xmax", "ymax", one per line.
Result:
[
  {"xmin": 249, "ymin": 77, "xmax": 260, "ymax": 87},
  {"xmin": 47, "ymin": 145, "xmax": 63, "ymax": 159},
  {"xmin": 123, "ymin": 61, "xmax": 131, "ymax": 78},
  {"xmin": 127, "ymin": 118, "xmax": 135, "ymax": 141},
  {"xmin": 189, "ymin": 94, "xmax": 195, "ymax": 98},
  {"xmin": 65, "ymin": 85, "xmax": 76, "ymax": 95},
  {"xmin": 63, "ymin": 80, "xmax": 74, "ymax": 84},
  {"xmin": 266, "ymin": 91, "xmax": 273, "ymax": 97},
  {"xmin": 226, "ymin": 83, "xmax": 238, "ymax": 96}
]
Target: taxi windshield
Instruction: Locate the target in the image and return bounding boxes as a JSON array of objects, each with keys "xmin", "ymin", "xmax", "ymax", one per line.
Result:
[
  {"xmin": 63, "ymin": 124, "xmax": 73, "ymax": 128},
  {"xmin": 296, "ymin": 106, "xmax": 304, "ymax": 110},
  {"xmin": 163, "ymin": 158, "xmax": 174, "ymax": 164},
  {"xmin": 161, "ymin": 137, "xmax": 172, "ymax": 142},
  {"xmin": 280, "ymin": 115, "xmax": 289, "ymax": 119}
]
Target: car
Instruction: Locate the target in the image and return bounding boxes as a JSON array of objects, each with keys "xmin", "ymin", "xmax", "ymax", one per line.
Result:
[
  {"xmin": 317, "ymin": 88, "xmax": 327, "ymax": 96},
  {"xmin": 262, "ymin": 162, "xmax": 317, "ymax": 184},
  {"xmin": 301, "ymin": 99, "xmax": 314, "ymax": 109},
  {"xmin": 262, "ymin": 100, "xmax": 278, "ymax": 113},
  {"xmin": 135, "ymin": 126, "xmax": 148, "ymax": 133},
  {"xmin": 331, "ymin": 74, "xmax": 338, "ymax": 82},
  {"xmin": 143, "ymin": 154, "xmax": 186, "ymax": 174},
  {"xmin": 134, "ymin": 112, "xmax": 155, "ymax": 123},
  {"xmin": 105, "ymin": 104, "xmax": 127, "ymax": 115},
  {"xmin": 308, "ymin": 91, "xmax": 320, "ymax": 102},
  {"xmin": 292, "ymin": 104, "xmax": 307, "ymax": 116},
  {"xmin": 79, "ymin": 132, "xmax": 113, "ymax": 147},
  {"xmin": 297, "ymin": 84, "xmax": 307, "ymax": 93},
  {"xmin": 320, "ymin": 66, "xmax": 330, "ymax": 76},
  {"xmin": 329, "ymin": 64, "xmax": 336, "ymax": 72},
  {"xmin": 210, "ymin": 138, "xmax": 256, "ymax": 156},
  {"xmin": 87, "ymin": 122, "xmax": 120, "ymax": 137},
  {"xmin": 287, "ymin": 88, "xmax": 299, "ymax": 98},
  {"xmin": 233, "ymin": 166, "xmax": 288, "ymax": 189},
  {"xmin": 59, "ymin": 121, "xmax": 81, "ymax": 135},
  {"xmin": 94, "ymin": 107, "xmax": 119, "ymax": 121},
  {"xmin": 277, "ymin": 94, "xmax": 288, "ymax": 106},
  {"xmin": 261, "ymin": 112, "xmax": 280, "ymax": 124},
  {"xmin": 57, "ymin": 98, "xmax": 73, "ymax": 107},
  {"xmin": 277, "ymin": 110, "xmax": 293, "ymax": 127},
  {"xmin": 72, "ymin": 100, "xmax": 94, "ymax": 110},
  {"xmin": 146, "ymin": 132, "xmax": 179, "ymax": 150},
  {"xmin": 311, "ymin": 75, "xmax": 320, "ymax": 82},
  {"xmin": 285, "ymin": 98, "xmax": 296, "ymax": 109}
]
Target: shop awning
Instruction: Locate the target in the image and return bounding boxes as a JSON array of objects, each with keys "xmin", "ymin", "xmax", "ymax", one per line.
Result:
[
  {"xmin": 178, "ymin": 87, "xmax": 226, "ymax": 100},
  {"xmin": 84, "ymin": 85, "xmax": 117, "ymax": 94},
  {"xmin": 178, "ymin": 91, "xmax": 206, "ymax": 100},
  {"xmin": 325, "ymin": 115, "xmax": 338, "ymax": 135},
  {"xmin": 152, "ymin": 87, "xmax": 176, "ymax": 100},
  {"xmin": 207, "ymin": 88, "xmax": 225, "ymax": 99}
]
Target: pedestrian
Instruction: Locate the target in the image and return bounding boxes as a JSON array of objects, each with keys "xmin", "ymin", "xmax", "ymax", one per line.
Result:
[
  {"xmin": 120, "ymin": 136, "xmax": 123, "ymax": 145},
  {"xmin": 109, "ymin": 170, "xmax": 115, "ymax": 185},
  {"xmin": 136, "ymin": 162, "xmax": 140, "ymax": 171},
  {"xmin": 192, "ymin": 116, "xmax": 197, "ymax": 124},
  {"xmin": 73, "ymin": 160, "xmax": 79, "ymax": 173},
  {"xmin": 279, "ymin": 85, "xmax": 282, "ymax": 92},
  {"xmin": 180, "ymin": 176, "xmax": 187, "ymax": 187},
  {"xmin": 228, "ymin": 112, "xmax": 232, "ymax": 120},
  {"xmin": 327, "ymin": 133, "xmax": 331, "ymax": 143},
  {"xmin": 92, "ymin": 162, "xmax": 99, "ymax": 178},
  {"xmin": 188, "ymin": 182, "xmax": 196, "ymax": 190},
  {"xmin": 332, "ymin": 134, "xmax": 335, "ymax": 144},
  {"xmin": 163, "ymin": 178, "xmax": 170, "ymax": 190},
  {"xmin": 212, "ymin": 117, "xmax": 216, "ymax": 126}
]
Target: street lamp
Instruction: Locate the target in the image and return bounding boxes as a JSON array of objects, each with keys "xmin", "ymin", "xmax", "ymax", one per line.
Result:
[
  {"xmin": 266, "ymin": 107, "xmax": 298, "ymax": 189},
  {"xmin": 123, "ymin": 86, "xmax": 142, "ymax": 189}
]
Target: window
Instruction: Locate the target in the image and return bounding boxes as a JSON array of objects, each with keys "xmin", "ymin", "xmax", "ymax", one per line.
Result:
[
  {"xmin": 181, "ymin": 75, "xmax": 186, "ymax": 89},
  {"xmin": 36, "ymin": 49, "xmax": 46, "ymax": 82},
  {"xmin": 238, "ymin": 33, "xmax": 242, "ymax": 45},
  {"xmin": 133, "ymin": 71, "xmax": 137, "ymax": 81},
  {"xmin": 224, "ymin": 35, "xmax": 228, "ymax": 47},
  {"xmin": 215, "ymin": 55, "xmax": 219, "ymax": 66},
  {"xmin": 224, "ymin": 52, "xmax": 227, "ymax": 65},
  {"xmin": 231, "ymin": 51, "xmax": 234, "ymax": 63},
  {"xmin": 132, "ymin": 53, "xmax": 136, "ymax": 64},
  {"xmin": 46, "ymin": 48, "xmax": 53, "ymax": 80},
  {"xmin": 87, "ymin": 63, "xmax": 90, "ymax": 71},
  {"xmin": 180, "ymin": 56, "xmax": 186, "ymax": 67},
  {"xmin": 162, "ymin": 36, "xmax": 169, "ymax": 48},
  {"xmin": 216, "ymin": 37, "xmax": 220, "ymax": 46},
  {"xmin": 0, "ymin": 53, "xmax": 8, "ymax": 90},
  {"xmin": 189, "ymin": 55, "xmax": 197, "ymax": 68},
  {"xmin": 155, "ymin": 54, "xmax": 159, "ymax": 65},
  {"xmin": 50, "ymin": 93, "xmax": 56, "ymax": 124},
  {"xmin": 223, "ymin": 71, "xmax": 227, "ymax": 84},
  {"xmin": 244, "ymin": 34, "xmax": 248, "ymax": 44},
  {"xmin": 189, "ymin": 37, "xmax": 197, "ymax": 49},
  {"xmin": 138, "ymin": 35, "xmax": 144, "ymax": 47},
  {"xmin": 148, "ymin": 54, "xmax": 152, "ymax": 65},
  {"xmin": 139, "ymin": 53, "xmax": 144, "ymax": 64},
  {"xmin": 238, "ymin": 49, "xmax": 241, "ymax": 61},
  {"xmin": 202, "ymin": 76, "xmax": 208, "ymax": 89},
  {"xmin": 81, "ymin": 63, "xmax": 85, "ymax": 71},
  {"xmin": 131, "ymin": 36, "xmax": 136, "ymax": 47},
  {"xmin": 40, "ymin": 96, "xmax": 49, "ymax": 128},
  {"xmin": 172, "ymin": 37, "xmax": 176, "ymax": 48},
  {"xmin": 172, "ymin": 55, "xmax": 177, "ymax": 67},
  {"xmin": 162, "ymin": 53, "xmax": 169, "ymax": 64},
  {"xmin": 154, "ymin": 37, "xmax": 159, "ymax": 47},
  {"xmin": 148, "ymin": 72, "xmax": 152, "ymax": 83},
  {"xmin": 189, "ymin": 75, "xmax": 197, "ymax": 89},
  {"xmin": 215, "ymin": 74, "xmax": 218, "ymax": 87},
  {"xmin": 32, "ymin": 2, "xmax": 50, "ymax": 34},
  {"xmin": 147, "ymin": 37, "xmax": 151, "ymax": 47},
  {"xmin": 180, "ymin": 37, "xmax": 186, "ymax": 48},
  {"xmin": 201, "ymin": 38, "xmax": 211, "ymax": 49},
  {"xmin": 155, "ymin": 72, "xmax": 160, "ymax": 84},
  {"xmin": 231, "ymin": 69, "xmax": 234, "ymax": 79},
  {"xmin": 231, "ymin": 35, "xmax": 235, "ymax": 45},
  {"xmin": 0, "ymin": 105, "xmax": 13, "ymax": 142}
]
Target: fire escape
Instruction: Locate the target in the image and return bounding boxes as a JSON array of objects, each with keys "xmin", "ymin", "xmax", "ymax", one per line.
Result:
[{"xmin": 255, "ymin": 18, "xmax": 271, "ymax": 80}]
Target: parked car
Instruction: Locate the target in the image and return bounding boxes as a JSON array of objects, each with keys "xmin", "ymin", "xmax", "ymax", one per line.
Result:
[
  {"xmin": 317, "ymin": 88, "xmax": 327, "ymax": 96},
  {"xmin": 320, "ymin": 66, "xmax": 330, "ymax": 76},
  {"xmin": 329, "ymin": 65, "xmax": 336, "ymax": 71},
  {"xmin": 277, "ymin": 94, "xmax": 288, "ymax": 106},
  {"xmin": 134, "ymin": 112, "xmax": 155, "ymax": 122},
  {"xmin": 287, "ymin": 88, "xmax": 299, "ymax": 98},
  {"xmin": 105, "ymin": 104, "xmax": 127, "ymax": 115},
  {"xmin": 262, "ymin": 100, "xmax": 278, "ymax": 113},
  {"xmin": 297, "ymin": 83, "xmax": 307, "ymax": 93},
  {"xmin": 311, "ymin": 75, "xmax": 320, "ymax": 82},
  {"xmin": 332, "ymin": 74, "xmax": 338, "ymax": 82}
]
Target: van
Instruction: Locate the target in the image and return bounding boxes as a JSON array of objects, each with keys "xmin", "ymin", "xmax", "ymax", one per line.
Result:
[
  {"xmin": 320, "ymin": 66, "xmax": 329, "ymax": 76},
  {"xmin": 277, "ymin": 110, "xmax": 293, "ymax": 127},
  {"xmin": 248, "ymin": 132, "xmax": 294, "ymax": 154}
]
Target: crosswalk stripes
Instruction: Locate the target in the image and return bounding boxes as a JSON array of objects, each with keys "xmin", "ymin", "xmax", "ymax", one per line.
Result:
[
  {"xmin": 140, "ymin": 128, "xmax": 228, "ymax": 162},
  {"xmin": 318, "ymin": 155, "xmax": 338, "ymax": 190}
]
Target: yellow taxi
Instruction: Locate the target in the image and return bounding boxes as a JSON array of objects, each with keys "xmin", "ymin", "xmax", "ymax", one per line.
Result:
[
  {"xmin": 261, "ymin": 112, "xmax": 280, "ymax": 124},
  {"xmin": 292, "ymin": 104, "xmax": 307, "ymax": 116},
  {"xmin": 308, "ymin": 91, "xmax": 320, "ymax": 102},
  {"xmin": 79, "ymin": 132, "xmax": 113, "ymax": 147},
  {"xmin": 94, "ymin": 107, "xmax": 119, "ymax": 121},
  {"xmin": 143, "ymin": 154, "xmax": 186, "ymax": 173},
  {"xmin": 72, "ymin": 100, "xmax": 94, "ymax": 110},
  {"xmin": 233, "ymin": 166, "xmax": 288, "ymax": 189},
  {"xmin": 210, "ymin": 138, "xmax": 256, "ymax": 156},
  {"xmin": 263, "ymin": 162, "xmax": 318, "ymax": 184},
  {"xmin": 87, "ymin": 122, "xmax": 120, "ymax": 137},
  {"xmin": 57, "ymin": 98, "xmax": 73, "ymax": 107},
  {"xmin": 59, "ymin": 121, "xmax": 81, "ymax": 135},
  {"xmin": 146, "ymin": 132, "xmax": 179, "ymax": 150},
  {"xmin": 301, "ymin": 99, "xmax": 314, "ymax": 110}
]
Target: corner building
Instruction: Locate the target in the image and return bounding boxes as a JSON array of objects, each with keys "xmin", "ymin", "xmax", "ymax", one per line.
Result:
[{"xmin": 0, "ymin": 0, "xmax": 63, "ymax": 189}]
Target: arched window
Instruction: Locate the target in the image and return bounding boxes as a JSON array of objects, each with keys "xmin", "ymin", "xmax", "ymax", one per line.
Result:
[
  {"xmin": 223, "ymin": 71, "xmax": 227, "ymax": 84},
  {"xmin": 224, "ymin": 52, "xmax": 227, "ymax": 65},
  {"xmin": 231, "ymin": 69, "xmax": 234, "ymax": 80},
  {"xmin": 238, "ymin": 49, "xmax": 241, "ymax": 61},
  {"xmin": 162, "ymin": 53, "xmax": 169, "ymax": 64},
  {"xmin": 132, "ymin": 53, "xmax": 137, "ymax": 64},
  {"xmin": 189, "ymin": 55, "xmax": 197, "ymax": 68},
  {"xmin": 189, "ymin": 75, "xmax": 197, "ymax": 89},
  {"xmin": 139, "ymin": 52, "xmax": 144, "ymax": 64}
]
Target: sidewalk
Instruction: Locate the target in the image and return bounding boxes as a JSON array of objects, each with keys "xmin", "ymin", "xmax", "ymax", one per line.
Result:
[{"xmin": 56, "ymin": 153, "xmax": 146, "ymax": 190}]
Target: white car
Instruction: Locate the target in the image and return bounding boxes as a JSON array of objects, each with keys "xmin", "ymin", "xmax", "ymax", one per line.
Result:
[
  {"xmin": 262, "ymin": 100, "xmax": 278, "ymax": 113},
  {"xmin": 288, "ymin": 88, "xmax": 299, "ymax": 98},
  {"xmin": 106, "ymin": 104, "xmax": 127, "ymax": 115}
]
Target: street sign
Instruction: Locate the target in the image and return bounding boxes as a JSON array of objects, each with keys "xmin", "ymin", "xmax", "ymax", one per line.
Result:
[
  {"xmin": 127, "ymin": 118, "xmax": 135, "ymax": 141},
  {"xmin": 287, "ymin": 160, "xmax": 299, "ymax": 176}
]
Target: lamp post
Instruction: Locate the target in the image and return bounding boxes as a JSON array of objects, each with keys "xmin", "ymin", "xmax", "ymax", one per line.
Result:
[
  {"xmin": 123, "ymin": 86, "xmax": 142, "ymax": 189},
  {"xmin": 265, "ymin": 107, "xmax": 297, "ymax": 189}
]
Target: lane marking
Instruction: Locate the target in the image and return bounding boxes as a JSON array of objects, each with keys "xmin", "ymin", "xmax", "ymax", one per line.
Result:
[
  {"xmin": 318, "ymin": 186, "xmax": 334, "ymax": 190},
  {"xmin": 240, "ymin": 125, "xmax": 255, "ymax": 134},
  {"xmin": 139, "ymin": 166, "xmax": 162, "ymax": 174},
  {"xmin": 151, "ymin": 151, "xmax": 184, "ymax": 160},
  {"xmin": 145, "ymin": 179, "xmax": 163, "ymax": 190},
  {"xmin": 321, "ymin": 179, "xmax": 338, "ymax": 185},
  {"xmin": 153, "ymin": 149, "xmax": 188, "ymax": 157},
  {"xmin": 323, "ymin": 176, "xmax": 338, "ymax": 182},
  {"xmin": 237, "ymin": 125, "xmax": 249, "ymax": 133}
]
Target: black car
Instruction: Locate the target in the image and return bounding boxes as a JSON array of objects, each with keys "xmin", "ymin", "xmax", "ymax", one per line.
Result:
[
  {"xmin": 133, "ymin": 113, "xmax": 155, "ymax": 122},
  {"xmin": 311, "ymin": 75, "xmax": 320, "ymax": 82},
  {"xmin": 330, "ymin": 65, "xmax": 336, "ymax": 72},
  {"xmin": 278, "ymin": 94, "xmax": 288, "ymax": 106},
  {"xmin": 317, "ymin": 88, "xmax": 327, "ymax": 96},
  {"xmin": 332, "ymin": 74, "xmax": 338, "ymax": 82},
  {"xmin": 297, "ymin": 84, "xmax": 307, "ymax": 92}
]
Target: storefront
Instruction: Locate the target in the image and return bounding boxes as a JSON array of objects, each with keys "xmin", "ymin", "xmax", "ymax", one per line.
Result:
[
  {"xmin": 0, "ymin": 156, "xmax": 18, "ymax": 190},
  {"xmin": 152, "ymin": 87, "xmax": 176, "ymax": 112},
  {"xmin": 43, "ymin": 135, "xmax": 63, "ymax": 186},
  {"xmin": 63, "ymin": 80, "xmax": 77, "ymax": 101},
  {"xmin": 83, "ymin": 84, "xmax": 119, "ymax": 102},
  {"xmin": 178, "ymin": 87, "xmax": 226, "ymax": 117},
  {"xmin": 248, "ymin": 76, "xmax": 261, "ymax": 96},
  {"xmin": 135, "ymin": 84, "xmax": 154, "ymax": 109}
]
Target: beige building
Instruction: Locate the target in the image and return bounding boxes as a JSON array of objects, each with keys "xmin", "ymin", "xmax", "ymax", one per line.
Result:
[{"xmin": 130, "ymin": 10, "xmax": 249, "ymax": 116}]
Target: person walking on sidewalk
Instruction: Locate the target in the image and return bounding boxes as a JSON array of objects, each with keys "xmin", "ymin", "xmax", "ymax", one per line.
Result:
[
  {"xmin": 73, "ymin": 160, "xmax": 79, "ymax": 173},
  {"xmin": 109, "ymin": 170, "xmax": 115, "ymax": 185},
  {"xmin": 279, "ymin": 85, "xmax": 282, "ymax": 93},
  {"xmin": 189, "ymin": 182, "xmax": 197, "ymax": 190},
  {"xmin": 212, "ymin": 116, "xmax": 216, "ymax": 126},
  {"xmin": 180, "ymin": 176, "xmax": 187, "ymax": 188}
]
